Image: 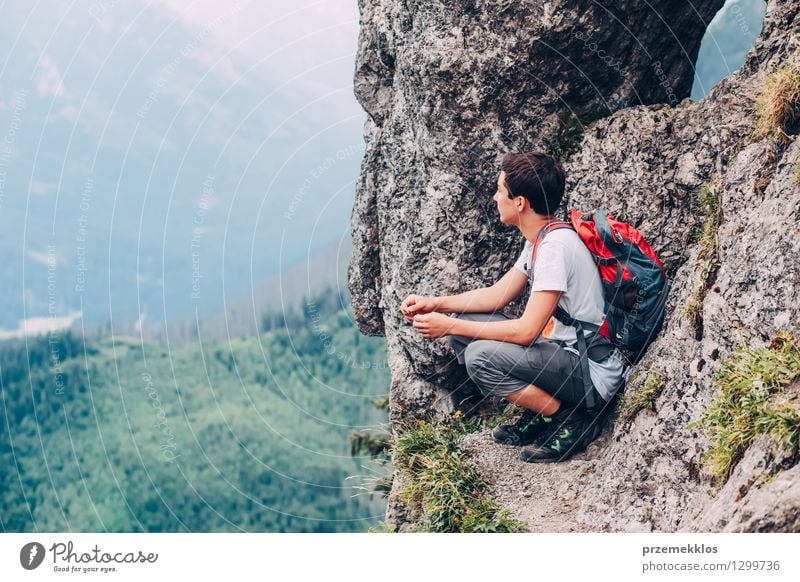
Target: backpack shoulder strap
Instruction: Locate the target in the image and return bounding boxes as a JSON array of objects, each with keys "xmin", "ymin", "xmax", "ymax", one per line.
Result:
[
  {"xmin": 553, "ymin": 306, "xmax": 600, "ymax": 334},
  {"xmin": 554, "ymin": 305, "xmax": 612, "ymax": 416},
  {"xmin": 532, "ymin": 221, "xmax": 573, "ymax": 262}
]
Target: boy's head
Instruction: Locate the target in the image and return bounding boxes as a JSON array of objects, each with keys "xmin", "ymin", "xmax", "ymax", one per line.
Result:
[{"xmin": 495, "ymin": 151, "xmax": 565, "ymax": 218}]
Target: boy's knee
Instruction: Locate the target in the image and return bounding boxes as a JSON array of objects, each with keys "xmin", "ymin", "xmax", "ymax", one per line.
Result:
[
  {"xmin": 464, "ymin": 340, "xmax": 495, "ymax": 376},
  {"xmin": 465, "ymin": 341, "xmax": 510, "ymax": 397}
]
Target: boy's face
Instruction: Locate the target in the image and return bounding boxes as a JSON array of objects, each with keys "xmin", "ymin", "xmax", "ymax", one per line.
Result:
[{"xmin": 493, "ymin": 171, "xmax": 523, "ymax": 225}]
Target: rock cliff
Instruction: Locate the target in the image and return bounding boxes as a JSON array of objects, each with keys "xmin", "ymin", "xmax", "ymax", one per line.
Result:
[{"xmin": 349, "ymin": 0, "xmax": 800, "ymax": 531}]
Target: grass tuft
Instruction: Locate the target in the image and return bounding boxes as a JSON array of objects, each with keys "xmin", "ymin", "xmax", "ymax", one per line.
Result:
[
  {"xmin": 753, "ymin": 64, "xmax": 800, "ymax": 144},
  {"xmin": 349, "ymin": 402, "xmax": 393, "ymax": 500},
  {"xmin": 682, "ymin": 179, "xmax": 723, "ymax": 331},
  {"xmin": 349, "ymin": 430, "xmax": 391, "ymax": 458},
  {"xmin": 691, "ymin": 331, "xmax": 800, "ymax": 483},
  {"xmin": 368, "ymin": 521, "xmax": 398, "ymax": 533},
  {"xmin": 392, "ymin": 417, "xmax": 526, "ymax": 532},
  {"xmin": 619, "ymin": 370, "xmax": 667, "ymax": 423}
]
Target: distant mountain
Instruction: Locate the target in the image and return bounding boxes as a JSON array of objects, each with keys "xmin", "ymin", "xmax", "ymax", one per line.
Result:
[
  {"xmin": 0, "ymin": 0, "xmax": 364, "ymax": 337},
  {"xmin": 110, "ymin": 234, "xmax": 354, "ymax": 344},
  {"xmin": 0, "ymin": 285, "xmax": 389, "ymax": 532}
]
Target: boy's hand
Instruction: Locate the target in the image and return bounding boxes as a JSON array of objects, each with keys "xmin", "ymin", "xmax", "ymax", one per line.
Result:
[
  {"xmin": 400, "ymin": 294, "xmax": 440, "ymax": 321},
  {"xmin": 411, "ymin": 312, "xmax": 452, "ymax": 339}
]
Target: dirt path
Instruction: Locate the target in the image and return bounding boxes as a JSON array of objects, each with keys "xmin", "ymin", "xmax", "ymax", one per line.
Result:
[{"xmin": 460, "ymin": 430, "xmax": 613, "ymax": 532}]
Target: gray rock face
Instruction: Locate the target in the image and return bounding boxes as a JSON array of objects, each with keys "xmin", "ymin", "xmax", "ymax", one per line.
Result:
[
  {"xmin": 351, "ymin": 0, "xmax": 725, "ymax": 421},
  {"xmin": 349, "ymin": 0, "xmax": 800, "ymax": 531}
]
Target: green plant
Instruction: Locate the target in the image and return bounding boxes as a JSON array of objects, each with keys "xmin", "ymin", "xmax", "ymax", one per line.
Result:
[
  {"xmin": 349, "ymin": 401, "xmax": 393, "ymax": 500},
  {"xmin": 489, "ymin": 402, "xmax": 527, "ymax": 426},
  {"xmin": 349, "ymin": 430, "xmax": 391, "ymax": 458},
  {"xmin": 370, "ymin": 396, "xmax": 389, "ymax": 410},
  {"xmin": 619, "ymin": 370, "xmax": 667, "ymax": 423},
  {"xmin": 545, "ymin": 114, "xmax": 585, "ymax": 161},
  {"xmin": 392, "ymin": 418, "xmax": 526, "ymax": 532},
  {"xmin": 348, "ymin": 428, "xmax": 393, "ymax": 497},
  {"xmin": 697, "ymin": 180, "xmax": 722, "ymax": 255},
  {"xmin": 683, "ymin": 179, "xmax": 723, "ymax": 330},
  {"xmin": 682, "ymin": 298, "xmax": 703, "ymax": 330},
  {"xmin": 753, "ymin": 63, "xmax": 800, "ymax": 144},
  {"xmin": 368, "ymin": 521, "xmax": 397, "ymax": 533},
  {"xmin": 691, "ymin": 332, "xmax": 800, "ymax": 483},
  {"xmin": 663, "ymin": 259, "xmax": 683, "ymax": 280}
]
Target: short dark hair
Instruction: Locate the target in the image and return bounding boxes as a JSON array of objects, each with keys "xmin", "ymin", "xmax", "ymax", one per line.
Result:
[{"xmin": 500, "ymin": 152, "xmax": 565, "ymax": 216}]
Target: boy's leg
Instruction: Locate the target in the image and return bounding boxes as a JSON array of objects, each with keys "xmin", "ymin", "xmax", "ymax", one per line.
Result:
[
  {"xmin": 505, "ymin": 384, "xmax": 562, "ymax": 416},
  {"xmin": 457, "ymin": 335, "xmax": 605, "ymax": 454},
  {"xmin": 460, "ymin": 339, "xmax": 606, "ymax": 461},
  {"xmin": 462, "ymin": 338, "xmax": 587, "ymax": 411}
]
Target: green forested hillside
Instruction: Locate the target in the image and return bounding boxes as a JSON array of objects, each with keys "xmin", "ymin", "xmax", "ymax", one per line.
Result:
[{"xmin": 0, "ymin": 292, "xmax": 389, "ymax": 532}]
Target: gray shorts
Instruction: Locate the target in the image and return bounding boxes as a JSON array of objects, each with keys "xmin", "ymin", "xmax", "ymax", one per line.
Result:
[{"xmin": 447, "ymin": 311, "xmax": 601, "ymax": 409}]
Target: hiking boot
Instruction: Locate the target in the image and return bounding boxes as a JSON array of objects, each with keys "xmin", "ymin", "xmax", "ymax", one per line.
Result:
[
  {"xmin": 518, "ymin": 406, "xmax": 601, "ymax": 463},
  {"xmin": 491, "ymin": 408, "xmax": 549, "ymax": 446}
]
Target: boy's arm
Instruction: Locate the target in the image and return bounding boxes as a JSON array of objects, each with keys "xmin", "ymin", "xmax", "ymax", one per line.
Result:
[
  {"xmin": 446, "ymin": 289, "xmax": 561, "ymax": 346},
  {"xmin": 436, "ymin": 267, "xmax": 528, "ymax": 313}
]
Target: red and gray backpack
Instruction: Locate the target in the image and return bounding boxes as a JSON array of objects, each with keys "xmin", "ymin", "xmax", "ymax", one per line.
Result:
[
  {"xmin": 532, "ymin": 209, "xmax": 670, "ymax": 414},
  {"xmin": 533, "ymin": 208, "xmax": 671, "ymax": 362}
]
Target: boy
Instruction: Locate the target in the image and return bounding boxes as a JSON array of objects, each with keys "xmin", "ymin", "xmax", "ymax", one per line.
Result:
[{"xmin": 400, "ymin": 151, "xmax": 625, "ymax": 462}]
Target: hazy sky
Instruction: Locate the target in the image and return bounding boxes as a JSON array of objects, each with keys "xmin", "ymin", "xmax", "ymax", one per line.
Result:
[
  {"xmin": 151, "ymin": 0, "xmax": 360, "ymax": 91},
  {"xmin": 0, "ymin": 0, "xmax": 367, "ymax": 335}
]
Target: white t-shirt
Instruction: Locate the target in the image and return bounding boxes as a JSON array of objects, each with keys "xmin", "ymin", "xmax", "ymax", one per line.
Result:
[
  {"xmin": 513, "ymin": 228, "xmax": 605, "ymax": 343},
  {"xmin": 513, "ymin": 228, "xmax": 625, "ymax": 401}
]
